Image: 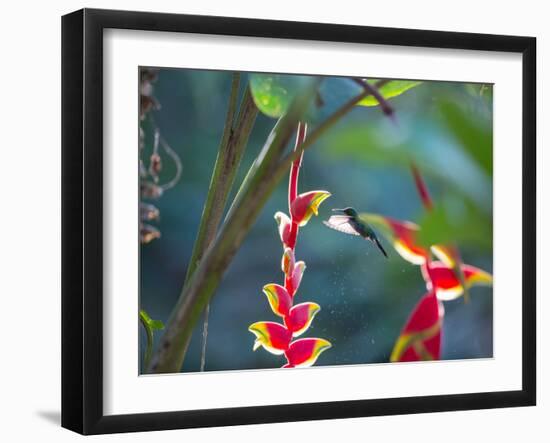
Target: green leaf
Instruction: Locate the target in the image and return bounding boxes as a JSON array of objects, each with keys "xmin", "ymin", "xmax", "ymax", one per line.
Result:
[
  {"xmin": 416, "ymin": 203, "xmax": 492, "ymax": 250},
  {"xmin": 249, "ymin": 74, "xmax": 312, "ymax": 118},
  {"xmin": 318, "ymin": 118, "xmax": 492, "ymax": 215},
  {"xmin": 357, "ymin": 80, "xmax": 422, "ymax": 107},
  {"xmin": 140, "ymin": 309, "xmax": 165, "ymax": 331},
  {"xmin": 140, "ymin": 309, "xmax": 164, "ymax": 372}
]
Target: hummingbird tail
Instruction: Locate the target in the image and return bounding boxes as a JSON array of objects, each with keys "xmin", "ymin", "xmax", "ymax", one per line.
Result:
[{"xmin": 374, "ymin": 237, "xmax": 388, "ymax": 258}]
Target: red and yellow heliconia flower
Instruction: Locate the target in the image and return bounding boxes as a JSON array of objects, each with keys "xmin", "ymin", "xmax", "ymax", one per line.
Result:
[
  {"xmin": 283, "ymin": 338, "xmax": 332, "ymax": 368},
  {"xmin": 409, "ymin": 163, "xmax": 476, "ymax": 302},
  {"xmin": 284, "ymin": 302, "xmax": 320, "ymax": 337},
  {"xmin": 359, "ymin": 213, "xmax": 429, "ymax": 265},
  {"xmin": 274, "ymin": 211, "xmax": 292, "ymax": 247},
  {"xmin": 388, "ymin": 163, "xmax": 493, "ymax": 363},
  {"xmin": 250, "ymin": 123, "xmax": 331, "ymax": 369},
  {"xmin": 290, "ymin": 190, "xmax": 331, "ymax": 227},
  {"xmin": 421, "ymin": 261, "xmax": 493, "ymax": 301},
  {"xmin": 262, "ymin": 284, "xmax": 292, "ymax": 317},
  {"xmin": 249, "ymin": 321, "xmax": 292, "ymax": 355},
  {"xmin": 390, "ymin": 292, "xmax": 443, "ymax": 362}
]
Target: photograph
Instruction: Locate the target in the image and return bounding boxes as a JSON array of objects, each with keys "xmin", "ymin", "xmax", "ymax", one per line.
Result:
[{"xmin": 138, "ymin": 68, "xmax": 494, "ymax": 374}]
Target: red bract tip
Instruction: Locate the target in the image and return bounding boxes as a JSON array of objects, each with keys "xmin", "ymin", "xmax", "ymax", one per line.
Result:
[
  {"xmin": 390, "ymin": 292, "xmax": 443, "ymax": 362},
  {"xmin": 410, "ymin": 162, "xmax": 433, "ymax": 210}
]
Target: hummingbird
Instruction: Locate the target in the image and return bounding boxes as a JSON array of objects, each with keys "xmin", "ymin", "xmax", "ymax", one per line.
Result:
[{"xmin": 323, "ymin": 207, "xmax": 388, "ymax": 258}]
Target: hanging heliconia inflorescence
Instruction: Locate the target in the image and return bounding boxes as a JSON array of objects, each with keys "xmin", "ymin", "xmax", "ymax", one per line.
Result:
[{"xmin": 248, "ymin": 123, "xmax": 332, "ymax": 368}]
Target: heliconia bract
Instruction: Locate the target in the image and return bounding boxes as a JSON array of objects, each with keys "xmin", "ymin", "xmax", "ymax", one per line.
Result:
[
  {"xmin": 262, "ymin": 284, "xmax": 292, "ymax": 317},
  {"xmin": 389, "ymin": 164, "xmax": 493, "ymax": 362},
  {"xmin": 284, "ymin": 338, "xmax": 332, "ymax": 368},
  {"xmin": 249, "ymin": 321, "xmax": 292, "ymax": 355},
  {"xmin": 249, "ymin": 122, "xmax": 331, "ymax": 368},
  {"xmin": 284, "ymin": 302, "xmax": 320, "ymax": 337},
  {"xmin": 390, "ymin": 292, "xmax": 443, "ymax": 362},
  {"xmin": 290, "ymin": 190, "xmax": 331, "ymax": 227},
  {"xmin": 421, "ymin": 261, "xmax": 493, "ymax": 301}
]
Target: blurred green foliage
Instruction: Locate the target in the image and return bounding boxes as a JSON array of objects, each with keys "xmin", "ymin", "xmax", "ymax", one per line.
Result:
[
  {"xmin": 139, "ymin": 69, "xmax": 493, "ymax": 373},
  {"xmin": 249, "ymin": 73, "xmax": 311, "ymax": 117}
]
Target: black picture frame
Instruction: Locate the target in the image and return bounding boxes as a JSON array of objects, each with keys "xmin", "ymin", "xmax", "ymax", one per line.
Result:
[{"xmin": 62, "ymin": 8, "xmax": 536, "ymax": 435}]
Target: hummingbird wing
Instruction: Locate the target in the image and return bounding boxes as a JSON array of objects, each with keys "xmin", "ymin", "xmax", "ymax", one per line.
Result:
[{"xmin": 323, "ymin": 215, "xmax": 360, "ymax": 236}]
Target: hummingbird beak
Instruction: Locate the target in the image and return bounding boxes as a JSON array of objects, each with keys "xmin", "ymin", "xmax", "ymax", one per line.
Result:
[{"xmin": 332, "ymin": 208, "xmax": 346, "ymax": 214}]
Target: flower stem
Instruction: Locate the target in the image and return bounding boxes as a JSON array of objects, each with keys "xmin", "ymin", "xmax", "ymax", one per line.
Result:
[
  {"xmin": 287, "ymin": 122, "xmax": 307, "ymax": 250},
  {"xmin": 351, "ymin": 77, "xmax": 395, "ymax": 119},
  {"xmin": 288, "ymin": 123, "xmax": 307, "ymax": 208}
]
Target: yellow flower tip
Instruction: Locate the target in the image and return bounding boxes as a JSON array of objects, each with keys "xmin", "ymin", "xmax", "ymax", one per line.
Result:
[
  {"xmin": 310, "ymin": 302, "xmax": 321, "ymax": 314},
  {"xmin": 310, "ymin": 191, "xmax": 331, "ymax": 216},
  {"xmin": 431, "ymin": 245, "xmax": 457, "ymax": 267},
  {"xmin": 262, "ymin": 285, "xmax": 276, "ymax": 303},
  {"xmin": 249, "ymin": 323, "xmax": 268, "ymax": 351},
  {"xmin": 466, "ymin": 268, "xmax": 493, "ymax": 287},
  {"xmin": 248, "ymin": 321, "xmax": 264, "ymax": 335},
  {"xmin": 291, "ymin": 190, "xmax": 332, "ymax": 226},
  {"xmin": 261, "ymin": 284, "xmax": 291, "ymax": 317}
]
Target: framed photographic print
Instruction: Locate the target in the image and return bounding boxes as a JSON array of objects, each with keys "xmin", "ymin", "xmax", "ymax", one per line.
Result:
[{"xmin": 61, "ymin": 8, "xmax": 536, "ymax": 435}]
